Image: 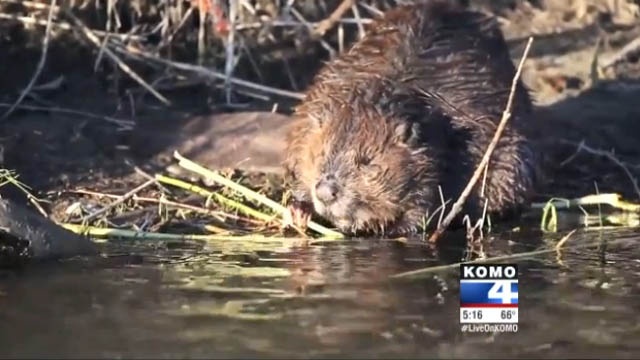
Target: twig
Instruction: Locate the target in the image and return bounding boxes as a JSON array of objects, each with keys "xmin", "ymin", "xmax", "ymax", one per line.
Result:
[
  {"xmin": 239, "ymin": 40, "xmax": 266, "ymax": 84},
  {"xmin": 428, "ymin": 37, "xmax": 534, "ymax": 243},
  {"xmin": 63, "ymin": 10, "xmax": 171, "ymax": 105},
  {"xmin": 224, "ymin": 0, "xmax": 238, "ymax": 104},
  {"xmin": 81, "ymin": 178, "xmax": 156, "ymax": 222},
  {"xmin": 196, "ymin": 0, "xmax": 206, "ymax": 64},
  {"xmin": 314, "ymin": 0, "xmax": 355, "ymax": 37},
  {"xmin": 554, "ymin": 228, "xmax": 578, "ymax": 265},
  {"xmin": 351, "ymin": 3, "xmax": 366, "ymax": 40},
  {"xmin": 173, "ymin": 151, "xmax": 344, "ymax": 238},
  {"xmin": 0, "ymin": 169, "xmax": 49, "ymax": 218},
  {"xmin": 555, "ymin": 228, "xmax": 577, "ymax": 251},
  {"xmin": 0, "ymin": 102, "xmax": 134, "ymax": 128},
  {"xmin": 358, "ymin": 3, "xmax": 383, "ymax": 17},
  {"xmin": 127, "ymin": 163, "xmax": 175, "ymax": 196},
  {"xmin": 158, "ymin": 7, "xmax": 194, "ymax": 49},
  {"xmin": 61, "ymin": 223, "xmax": 312, "ymax": 243},
  {"xmin": 233, "ymin": 18, "xmax": 373, "ymax": 30},
  {"xmin": 114, "ymin": 44, "xmax": 305, "ymax": 100},
  {"xmin": 154, "ymin": 174, "xmax": 277, "ymax": 224},
  {"xmin": 601, "ymin": 36, "xmax": 640, "ymax": 69},
  {"xmin": 0, "ymin": 14, "xmax": 144, "ymax": 40},
  {"xmin": 0, "ymin": 0, "xmax": 56, "ymax": 11},
  {"xmin": 288, "ymin": 7, "xmax": 336, "ymax": 57},
  {"xmin": 1, "ymin": 0, "xmax": 56, "ymax": 121}
]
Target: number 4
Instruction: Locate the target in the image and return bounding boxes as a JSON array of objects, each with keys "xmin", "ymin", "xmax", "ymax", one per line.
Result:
[{"xmin": 488, "ymin": 281, "xmax": 518, "ymax": 304}]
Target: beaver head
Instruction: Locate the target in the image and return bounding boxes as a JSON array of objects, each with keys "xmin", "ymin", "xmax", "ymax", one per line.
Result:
[{"xmin": 288, "ymin": 84, "xmax": 449, "ymax": 235}]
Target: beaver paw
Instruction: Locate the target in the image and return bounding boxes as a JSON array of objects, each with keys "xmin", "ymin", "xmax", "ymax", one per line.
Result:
[{"xmin": 282, "ymin": 200, "xmax": 313, "ymax": 233}]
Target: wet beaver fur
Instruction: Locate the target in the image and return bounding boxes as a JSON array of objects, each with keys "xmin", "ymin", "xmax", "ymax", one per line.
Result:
[{"xmin": 283, "ymin": 0, "xmax": 537, "ymax": 236}]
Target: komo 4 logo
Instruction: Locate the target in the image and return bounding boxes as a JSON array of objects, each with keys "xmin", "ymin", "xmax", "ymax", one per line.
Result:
[{"xmin": 488, "ymin": 280, "xmax": 518, "ymax": 304}]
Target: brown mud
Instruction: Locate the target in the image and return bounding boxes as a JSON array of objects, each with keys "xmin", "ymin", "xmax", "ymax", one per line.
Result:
[{"xmin": 0, "ymin": 0, "xmax": 639, "ymax": 260}]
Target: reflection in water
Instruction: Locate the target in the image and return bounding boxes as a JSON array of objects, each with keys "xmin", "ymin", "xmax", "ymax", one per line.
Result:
[{"xmin": 0, "ymin": 227, "xmax": 639, "ymax": 358}]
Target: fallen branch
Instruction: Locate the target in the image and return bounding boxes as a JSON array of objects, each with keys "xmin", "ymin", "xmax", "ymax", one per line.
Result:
[{"xmin": 428, "ymin": 36, "xmax": 534, "ymax": 243}]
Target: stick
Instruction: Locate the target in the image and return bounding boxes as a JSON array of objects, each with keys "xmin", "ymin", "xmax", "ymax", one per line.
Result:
[
  {"xmin": 0, "ymin": 13, "xmax": 145, "ymax": 40},
  {"xmin": 158, "ymin": 7, "xmax": 194, "ymax": 49},
  {"xmin": 428, "ymin": 37, "xmax": 534, "ymax": 243},
  {"xmin": 314, "ymin": 0, "xmax": 355, "ymax": 37},
  {"xmin": 0, "ymin": 102, "xmax": 134, "ymax": 128},
  {"xmin": 233, "ymin": 18, "xmax": 373, "ymax": 31},
  {"xmin": 351, "ymin": 3, "xmax": 366, "ymax": 40},
  {"xmin": 224, "ymin": 0, "xmax": 238, "ymax": 104},
  {"xmin": 81, "ymin": 178, "xmax": 156, "ymax": 222},
  {"xmin": 114, "ymin": 44, "xmax": 305, "ymax": 100},
  {"xmin": 288, "ymin": 7, "xmax": 336, "ymax": 56},
  {"xmin": 0, "ymin": 0, "xmax": 54, "ymax": 11},
  {"xmin": 61, "ymin": 223, "xmax": 310, "ymax": 243},
  {"xmin": 601, "ymin": 36, "xmax": 640, "ymax": 69},
  {"xmin": 196, "ymin": 0, "xmax": 206, "ymax": 64},
  {"xmin": 1, "ymin": 0, "xmax": 57, "ymax": 121},
  {"xmin": 63, "ymin": 10, "xmax": 172, "ymax": 106}
]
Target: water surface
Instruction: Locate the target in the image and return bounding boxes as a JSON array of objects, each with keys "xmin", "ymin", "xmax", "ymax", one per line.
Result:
[{"xmin": 1, "ymin": 226, "xmax": 639, "ymax": 359}]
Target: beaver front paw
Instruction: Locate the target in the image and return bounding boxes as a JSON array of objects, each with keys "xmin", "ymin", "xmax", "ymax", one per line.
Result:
[{"xmin": 282, "ymin": 198, "xmax": 314, "ymax": 233}]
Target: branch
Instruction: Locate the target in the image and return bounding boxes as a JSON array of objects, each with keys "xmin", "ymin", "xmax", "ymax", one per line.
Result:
[{"xmin": 428, "ymin": 36, "xmax": 534, "ymax": 243}]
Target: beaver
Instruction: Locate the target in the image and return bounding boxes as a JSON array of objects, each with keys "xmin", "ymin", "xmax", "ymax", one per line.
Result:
[{"xmin": 283, "ymin": 0, "xmax": 537, "ymax": 236}]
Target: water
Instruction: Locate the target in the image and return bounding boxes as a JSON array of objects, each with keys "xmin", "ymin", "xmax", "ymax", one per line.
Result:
[{"xmin": 1, "ymin": 227, "xmax": 640, "ymax": 359}]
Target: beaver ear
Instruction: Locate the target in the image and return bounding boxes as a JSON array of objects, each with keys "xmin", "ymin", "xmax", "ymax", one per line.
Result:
[{"xmin": 393, "ymin": 122, "xmax": 420, "ymax": 146}]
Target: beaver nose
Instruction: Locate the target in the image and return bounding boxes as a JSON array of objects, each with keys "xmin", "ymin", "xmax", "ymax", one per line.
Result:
[{"xmin": 315, "ymin": 176, "xmax": 340, "ymax": 204}]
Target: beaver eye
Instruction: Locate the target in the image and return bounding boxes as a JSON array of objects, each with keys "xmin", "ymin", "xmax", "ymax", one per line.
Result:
[{"xmin": 356, "ymin": 155, "xmax": 371, "ymax": 167}]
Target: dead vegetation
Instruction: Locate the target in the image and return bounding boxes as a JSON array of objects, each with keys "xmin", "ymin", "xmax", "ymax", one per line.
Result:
[{"xmin": 0, "ymin": 0, "xmax": 640, "ymax": 250}]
